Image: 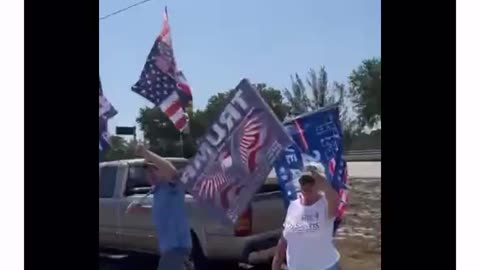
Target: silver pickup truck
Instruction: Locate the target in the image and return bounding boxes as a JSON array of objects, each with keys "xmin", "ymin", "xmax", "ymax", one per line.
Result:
[{"xmin": 99, "ymin": 158, "xmax": 285, "ymax": 268}]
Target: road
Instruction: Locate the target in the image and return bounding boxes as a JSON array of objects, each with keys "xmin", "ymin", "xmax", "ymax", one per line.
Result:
[
  {"xmin": 346, "ymin": 161, "xmax": 381, "ymax": 178},
  {"xmin": 100, "ymin": 161, "xmax": 381, "ymax": 270},
  {"xmin": 99, "ymin": 254, "xmax": 270, "ymax": 270}
]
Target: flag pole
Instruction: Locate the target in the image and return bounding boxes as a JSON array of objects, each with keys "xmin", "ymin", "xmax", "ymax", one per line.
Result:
[{"xmin": 164, "ymin": 6, "xmax": 174, "ymax": 48}]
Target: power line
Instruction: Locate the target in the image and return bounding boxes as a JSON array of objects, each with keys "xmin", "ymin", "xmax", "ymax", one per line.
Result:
[{"xmin": 100, "ymin": 0, "xmax": 157, "ymax": 21}]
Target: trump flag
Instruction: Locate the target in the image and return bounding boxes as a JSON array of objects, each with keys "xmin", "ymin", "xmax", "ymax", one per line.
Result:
[
  {"xmin": 274, "ymin": 105, "xmax": 349, "ymax": 218},
  {"xmin": 179, "ymin": 79, "xmax": 293, "ymax": 224}
]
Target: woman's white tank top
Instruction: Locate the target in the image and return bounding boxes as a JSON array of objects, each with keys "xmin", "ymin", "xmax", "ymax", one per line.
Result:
[{"xmin": 282, "ymin": 195, "xmax": 340, "ymax": 270}]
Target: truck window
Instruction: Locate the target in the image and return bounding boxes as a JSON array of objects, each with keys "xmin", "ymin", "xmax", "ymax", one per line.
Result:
[
  {"xmin": 257, "ymin": 177, "xmax": 280, "ymax": 193},
  {"xmin": 171, "ymin": 160, "xmax": 188, "ymax": 171},
  {"xmin": 125, "ymin": 161, "xmax": 189, "ymax": 196},
  {"xmin": 99, "ymin": 166, "xmax": 118, "ymax": 198},
  {"xmin": 125, "ymin": 165, "xmax": 151, "ymax": 196}
]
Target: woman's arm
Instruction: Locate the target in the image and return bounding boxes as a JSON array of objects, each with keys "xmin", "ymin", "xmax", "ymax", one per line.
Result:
[
  {"xmin": 308, "ymin": 167, "xmax": 340, "ymax": 219},
  {"xmin": 272, "ymin": 236, "xmax": 287, "ymax": 270},
  {"xmin": 137, "ymin": 145, "xmax": 177, "ymax": 180}
]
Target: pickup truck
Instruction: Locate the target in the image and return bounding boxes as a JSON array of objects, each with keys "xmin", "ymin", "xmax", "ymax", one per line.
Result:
[{"xmin": 99, "ymin": 158, "xmax": 285, "ymax": 269}]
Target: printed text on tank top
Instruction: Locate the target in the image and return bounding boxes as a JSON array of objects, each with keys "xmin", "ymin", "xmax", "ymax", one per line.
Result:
[
  {"xmin": 283, "ymin": 195, "xmax": 340, "ymax": 270},
  {"xmin": 283, "ymin": 196, "xmax": 328, "ymax": 235}
]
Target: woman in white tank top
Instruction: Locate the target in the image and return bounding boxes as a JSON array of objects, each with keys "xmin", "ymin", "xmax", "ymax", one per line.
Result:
[{"xmin": 272, "ymin": 166, "xmax": 341, "ymax": 270}]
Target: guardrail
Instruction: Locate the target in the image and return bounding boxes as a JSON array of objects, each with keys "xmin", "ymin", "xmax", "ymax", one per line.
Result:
[{"xmin": 344, "ymin": 149, "xmax": 381, "ymax": 161}]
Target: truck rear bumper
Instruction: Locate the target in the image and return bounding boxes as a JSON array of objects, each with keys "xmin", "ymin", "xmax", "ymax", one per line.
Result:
[{"xmin": 203, "ymin": 230, "xmax": 281, "ymax": 263}]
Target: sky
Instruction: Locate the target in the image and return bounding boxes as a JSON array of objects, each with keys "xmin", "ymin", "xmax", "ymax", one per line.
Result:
[{"xmin": 99, "ymin": 0, "xmax": 381, "ymax": 134}]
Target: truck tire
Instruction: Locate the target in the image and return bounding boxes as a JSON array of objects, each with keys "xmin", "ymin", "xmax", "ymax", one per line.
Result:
[{"xmin": 188, "ymin": 232, "xmax": 238, "ymax": 270}]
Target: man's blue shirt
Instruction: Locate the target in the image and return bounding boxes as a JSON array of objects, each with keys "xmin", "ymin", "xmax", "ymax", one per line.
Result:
[{"xmin": 152, "ymin": 181, "xmax": 192, "ymax": 252}]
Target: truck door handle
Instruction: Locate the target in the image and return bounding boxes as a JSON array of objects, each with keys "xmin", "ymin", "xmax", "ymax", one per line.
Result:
[{"xmin": 125, "ymin": 202, "xmax": 151, "ymax": 214}]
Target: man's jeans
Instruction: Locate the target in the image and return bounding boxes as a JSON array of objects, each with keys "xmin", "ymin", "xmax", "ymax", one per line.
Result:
[{"xmin": 157, "ymin": 248, "xmax": 190, "ymax": 270}]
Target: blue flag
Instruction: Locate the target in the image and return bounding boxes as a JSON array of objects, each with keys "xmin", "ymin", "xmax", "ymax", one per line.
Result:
[
  {"xmin": 274, "ymin": 105, "xmax": 349, "ymax": 218},
  {"xmin": 179, "ymin": 79, "xmax": 293, "ymax": 224},
  {"xmin": 273, "ymin": 144, "xmax": 304, "ymax": 206}
]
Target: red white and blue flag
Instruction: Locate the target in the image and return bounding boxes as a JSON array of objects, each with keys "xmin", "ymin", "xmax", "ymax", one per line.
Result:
[
  {"xmin": 99, "ymin": 77, "xmax": 117, "ymax": 160},
  {"xmin": 132, "ymin": 7, "xmax": 193, "ymax": 132},
  {"xmin": 274, "ymin": 105, "xmax": 349, "ymax": 221},
  {"xmin": 239, "ymin": 111, "xmax": 265, "ymax": 173},
  {"xmin": 181, "ymin": 79, "xmax": 293, "ymax": 224},
  {"xmin": 327, "ymin": 157, "xmax": 349, "ymax": 218}
]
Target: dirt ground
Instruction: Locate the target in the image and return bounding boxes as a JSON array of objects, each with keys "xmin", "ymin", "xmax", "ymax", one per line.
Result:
[{"xmin": 335, "ymin": 177, "xmax": 381, "ymax": 270}]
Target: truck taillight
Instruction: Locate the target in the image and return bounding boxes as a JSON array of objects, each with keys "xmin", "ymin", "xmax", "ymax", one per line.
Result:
[{"xmin": 234, "ymin": 206, "xmax": 252, "ymax": 237}]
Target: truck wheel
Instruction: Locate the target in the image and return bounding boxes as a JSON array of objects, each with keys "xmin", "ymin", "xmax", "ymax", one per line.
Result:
[
  {"xmin": 187, "ymin": 232, "xmax": 209, "ymax": 270},
  {"xmin": 188, "ymin": 232, "xmax": 238, "ymax": 270}
]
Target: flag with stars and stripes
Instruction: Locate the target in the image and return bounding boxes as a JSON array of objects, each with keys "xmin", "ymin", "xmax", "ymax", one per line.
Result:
[
  {"xmin": 99, "ymin": 117, "xmax": 111, "ymax": 160},
  {"xmin": 99, "ymin": 77, "xmax": 117, "ymax": 160},
  {"xmin": 274, "ymin": 105, "xmax": 349, "ymax": 232},
  {"xmin": 131, "ymin": 7, "xmax": 193, "ymax": 132}
]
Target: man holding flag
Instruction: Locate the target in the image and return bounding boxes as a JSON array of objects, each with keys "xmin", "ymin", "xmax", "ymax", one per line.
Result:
[
  {"xmin": 134, "ymin": 144, "xmax": 192, "ymax": 270},
  {"xmin": 130, "ymin": 7, "xmax": 195, "ymax": 270}
]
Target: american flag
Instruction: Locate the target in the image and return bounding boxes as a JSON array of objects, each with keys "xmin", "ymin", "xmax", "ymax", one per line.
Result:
[
  {"xmin": 239, "ymin": 110, "xmax": 264, "ymax": 173},
  {"xmin": 99, "ymin": 78, "xmax": 117, "ymax": 118},
  {"xmin": 131, "ymin": 7, "xmax": 192, "ymax": 132},
  {"xmin": 327, "ymin": 157, "xmax": 349, "ymax": 218},
  {"xmin": 99, "ymin": 117, "xmax": 110, "ymax": 158},
  {"xmin": 99, "ymin": 77, "xmax": 117, "ymax": 160}
]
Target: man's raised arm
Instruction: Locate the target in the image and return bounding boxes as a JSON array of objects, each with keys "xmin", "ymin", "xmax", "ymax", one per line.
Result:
[{"xmin": 136, "ymin": 144, "xmax": 177, "ymax": 180}]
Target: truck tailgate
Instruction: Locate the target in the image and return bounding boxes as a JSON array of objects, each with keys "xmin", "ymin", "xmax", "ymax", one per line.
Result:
[{"xmin": 251, "ymin": 190, "xmax": 285, "ymax": 234}]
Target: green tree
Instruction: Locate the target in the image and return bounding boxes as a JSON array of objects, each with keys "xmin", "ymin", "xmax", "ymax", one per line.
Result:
[
  {"xmin": 255, "ymin": 83, "xmax": 290, "ymax": 121},
  {"xmin": 283, "ymin": 73, "xmax": 311, "ymax": 114},
  {"xmin": 307, "ymin": 66, "xmax": 329, "ymax": 108},
  {"xmin": 187, "ymin": 109, "xmax": 209, "ymax": 141},
  {"xmin": 202, "ymin": 83, "xmax": 289, "ymax": 122},
  {"xmin": 331, "ymin": 82, "xmax": 352, "ymax": 130},
  {"xmin": 135, "ymin": 82, "xmax": 289, "ymax": 157},
  {"xmin": 102, "ymin": 136, "xmax": 136, "ymax": 161},
  {"xmin": 347, "ymin": 129, "xmax": 381, "ymax": 150},
  {"xmin": 284, "ymin": 67, "xmax": 357, "ymax": 148},
  {"xmin": 136, "ymin": 106, "xmax": 196, "ymax": 157},
  {"xmin": 284, "ymin": 67, "xmax": 347, "ymax": 113},
  {"xmin": 348, "ymin": 58, "xmax": 381, "ymax": 128}
]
